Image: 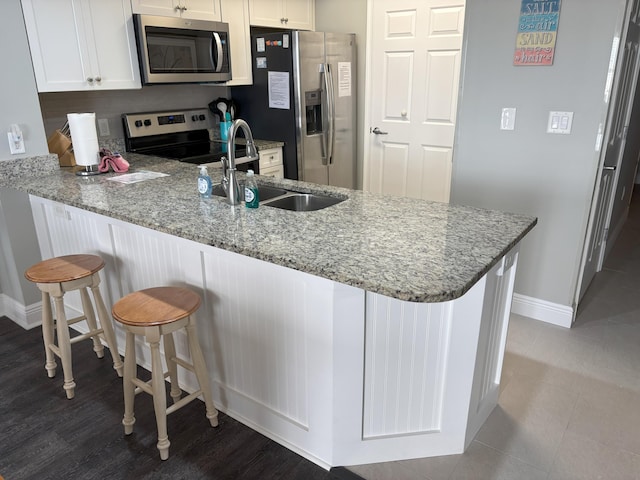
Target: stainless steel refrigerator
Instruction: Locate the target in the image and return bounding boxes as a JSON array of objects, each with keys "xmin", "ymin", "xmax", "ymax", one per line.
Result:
[{"xmin": 232, "ymin": 31, "xmax": 356, "ymax": 188}]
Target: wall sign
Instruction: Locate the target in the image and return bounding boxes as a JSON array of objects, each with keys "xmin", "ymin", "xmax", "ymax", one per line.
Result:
[{"xmin": 514, "ymin": 0, "xmax": 561, "ymax": 66}]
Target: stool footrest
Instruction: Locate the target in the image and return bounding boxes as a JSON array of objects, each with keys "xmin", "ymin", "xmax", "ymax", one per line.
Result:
[
  {"xmin": 171, "ymin": 356, "xmax": 194, "ymax": 373},
  {"xmin": 132, "ymin": 371, "xmax": 172, "ymax": 396},
  {"xmin": 166, "ymin": 389, "xmax": 202, "ymax": 415},
  {"xmin": 66, "ymin": 314, "xmax": 88, "ymax": 326},
  {"xmin": 69, "ymin": 329, "xmax": 104, "ymax": 345}
]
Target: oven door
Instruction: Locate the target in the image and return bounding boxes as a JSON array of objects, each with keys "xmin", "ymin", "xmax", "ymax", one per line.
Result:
[{"xmin": 134, "ymin": 14, "xmax": 231, "ymax": 84}]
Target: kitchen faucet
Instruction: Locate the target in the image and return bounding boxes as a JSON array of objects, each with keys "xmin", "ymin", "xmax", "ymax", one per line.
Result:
[{"xmin": 221, "ymin": 119, "xmax": 259, "ymax": 205}]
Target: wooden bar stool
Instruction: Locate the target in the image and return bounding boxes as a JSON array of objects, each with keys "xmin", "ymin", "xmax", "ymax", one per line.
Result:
[
  {"xmin": 111, "ymin": 286, "xmax": 218, "ymax": 460},
  {"xmin": 24, "ymin": 254, "xmax": 123, "ymax": 399}
]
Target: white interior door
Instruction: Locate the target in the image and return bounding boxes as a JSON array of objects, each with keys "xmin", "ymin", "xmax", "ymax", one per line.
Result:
[
  {"xmin": 364, "ymin": 0, "xmax": 465, "ymax": 202},
  {"xmin": 578, "ymin": 2, "xmax": 640, "ymax": 303}
]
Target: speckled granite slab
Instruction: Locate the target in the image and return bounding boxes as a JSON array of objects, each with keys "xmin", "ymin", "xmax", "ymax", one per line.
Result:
[
  {"xmin": 0, "ymin": 154, "xmax": 59, "ymax": 179},
  {"xmin": 4, "ymin": 153, "xmax": 536, "ymax": 303}
]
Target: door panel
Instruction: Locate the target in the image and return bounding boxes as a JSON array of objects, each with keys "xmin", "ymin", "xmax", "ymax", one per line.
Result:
[
  {"xmin": 578, "ymin": 7, "xmax": 640, "ymax": 302},
  {"xmin": 366, "ymin": 0, "xmax": 465, "ymax": 203}
]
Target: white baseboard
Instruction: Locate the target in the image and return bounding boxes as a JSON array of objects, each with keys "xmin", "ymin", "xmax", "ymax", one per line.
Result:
[
  {"xmin": 511, "ymin": 293, "xmax": 574, "ymax": 328},
  {"xmin": 0, "ymin": 293, "xmax": 41, "ymax": 330}
]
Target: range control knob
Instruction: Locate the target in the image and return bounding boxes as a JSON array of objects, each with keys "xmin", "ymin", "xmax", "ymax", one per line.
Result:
[
  {"xmin": 191, "ymin": 115, "xmax": 198, "ymax": 121},
  {"xmin": 143, "ymin": 119, "xmax": 152, "ymax": 126},
  {"xmin": 134, "ymin": 120, "xmax": 143, "ymax": 128},
  {"xmin": 199, "ymin": 114, "xmax": 206, "ymax": 121}
]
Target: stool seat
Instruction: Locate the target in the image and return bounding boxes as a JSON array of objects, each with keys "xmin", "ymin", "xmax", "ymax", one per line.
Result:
[
  {"xmin": 113, "ymin": 286, "xmax": 218, "ymax": 460},
  {"xmin": 25, "ymin": 254, "xmax": 105, "ymax": 284},
  {"xmin": 112, "ymin": 287, "xmax": 200, "ymax": 327},
  {"xmin": 24, "ymin": 254, "xmax": 122, "ymax": 399}
]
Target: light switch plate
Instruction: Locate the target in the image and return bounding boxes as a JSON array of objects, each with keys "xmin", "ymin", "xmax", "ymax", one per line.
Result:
[
  {"xmin": 501, "ymin": 108, "xmax": 516, "ymax": 130},
  {"xmin": 97, "ymin": 118, "xmax": 110, "ymax": 137},
  {"xmin": 547, "ymin": 111, "xmax": 573, "ymax": 134}
]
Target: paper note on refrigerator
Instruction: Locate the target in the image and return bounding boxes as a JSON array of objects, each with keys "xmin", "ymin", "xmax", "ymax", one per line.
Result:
[
  {"xmin": 338, "ymin": 62, "xmax": 352, "ymax": 97},
  {"xmin": 268, "ymin": 71, "xmax": 290, "ymax": 109}
]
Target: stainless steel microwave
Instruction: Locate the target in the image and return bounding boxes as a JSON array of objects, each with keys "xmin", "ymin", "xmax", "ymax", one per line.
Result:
[{"xmin": 133, "ymin": 14, "xmax": 231, "ymax": 84}]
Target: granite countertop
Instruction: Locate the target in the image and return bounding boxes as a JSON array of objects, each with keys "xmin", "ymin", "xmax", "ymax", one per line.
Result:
[{"xmin": 1, "ymin": 154, "xmax": 536, "ymax": 303}]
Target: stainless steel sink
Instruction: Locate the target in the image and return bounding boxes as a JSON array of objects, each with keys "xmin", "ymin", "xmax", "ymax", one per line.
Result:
[
  {"xmin": 262, "ymin": 193, "xmax": 344, "ymax": 211},
  {"xmin": 211, "ymin": 183, "xmax": 288, "ymax": 202}
]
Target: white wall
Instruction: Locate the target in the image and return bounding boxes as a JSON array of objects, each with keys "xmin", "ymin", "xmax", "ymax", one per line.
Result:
[
  {"xmin": 315, "ymin": 0, "xmax": 367, "ymax": 189},
  {"xmin": 452, "ymin": 0, "xmax": 627, "ymax": 314}
]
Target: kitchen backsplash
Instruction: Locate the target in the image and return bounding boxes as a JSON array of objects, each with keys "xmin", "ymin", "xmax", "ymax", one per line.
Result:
[{"xmin": 39, "ymin": 84, "xmax": 229, "ymax": 144}]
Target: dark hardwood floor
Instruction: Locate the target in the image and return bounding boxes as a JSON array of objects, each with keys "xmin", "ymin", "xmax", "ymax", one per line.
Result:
[{"xmin": 0, "ymin": 316, "xmax": 363, "ymax": 480}]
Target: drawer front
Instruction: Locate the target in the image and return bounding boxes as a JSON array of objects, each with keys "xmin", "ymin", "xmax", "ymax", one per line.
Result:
[{"xmin": 259, "ymin": 147, "xmax": 283, "ymax": 169}]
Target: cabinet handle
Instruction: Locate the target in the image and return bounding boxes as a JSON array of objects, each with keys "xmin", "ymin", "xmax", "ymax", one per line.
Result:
[
  {"xmin": 95, "ymin": 76, "xmax": 102, "ymax": 83},
  {"xmin": 281, "ymin": 17, "xmax": 285, "ymax": 23},
  {"xmin": 182, "ymin": 6, "xmax": 187, "ymax": 11},
  {"xmin": 284, "ymin": 17, "xmax": 289, "ymax": 23},
  {"xmin": 175, "ymin": 5, "xmax": 181, "ymax": 11},
  {"xmin": 87, "ymin": 77, "xmax": 94, "ymax": 84}
]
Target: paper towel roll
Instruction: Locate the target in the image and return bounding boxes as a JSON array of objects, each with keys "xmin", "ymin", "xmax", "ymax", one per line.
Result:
[{"xmin": 67, "ymin": 113, "xmax": 99, "ymax": 167}]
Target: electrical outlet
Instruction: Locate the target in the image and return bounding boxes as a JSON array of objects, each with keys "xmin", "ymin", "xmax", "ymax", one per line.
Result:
[{"xmin": 97, "ymin": 118, "xmax": 110, "ymax": 137}]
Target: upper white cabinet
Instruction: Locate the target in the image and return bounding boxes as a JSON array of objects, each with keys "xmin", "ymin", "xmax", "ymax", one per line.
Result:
[
  {"xmin": 249, "ymin": 0, "xmax": 315, "ymax": 31},
  {"xmin": 131, "ymin": 0, "xmax": 221, "ymax": 21},
  {"xmin": 221, "ymin": 0, "xmax": 252, "ymax": 86},
  {"xmin": 21, "ymin": 0, "xmax": 141, "ymax": 92}
]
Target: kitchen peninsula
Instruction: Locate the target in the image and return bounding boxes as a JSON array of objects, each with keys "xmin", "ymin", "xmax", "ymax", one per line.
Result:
[{"xmin": 4, "ymin": 155, "xmax": 535, "ymax": 469}]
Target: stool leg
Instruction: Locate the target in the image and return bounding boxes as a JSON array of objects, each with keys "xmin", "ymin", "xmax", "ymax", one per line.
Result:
[
  {"xmin": 186, "ymin": 316, "xmax": 218, "ymax": 427},
  {"xmin": 52, "ymin": 293, "xmax": 75, "ymax": 399},
  {"xmin": 122, "ymin": 331, "xmax": 136, "ymax": 435},
  {"xmin": 90, "ymin": 280, "xmax": 123, "ymax": 377},
  {"xmin": 79, "ymin": 287, "xmax": 105, "ymax": 359},
  {"xmin": 163, "ymin": 332, "xmax": 182, "ymax": 404},
  {"xmin": 150, "ymin": 336, "xmax": 170, "ymax": 460},
  {"xmin": 40, "ymin": 291, "xmax": 57, "ymax": 378}
]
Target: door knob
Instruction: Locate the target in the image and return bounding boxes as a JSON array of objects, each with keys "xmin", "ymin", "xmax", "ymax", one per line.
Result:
[{"xmin": 372, "ymin": 127, "xmax": 388, "ymax": 135}]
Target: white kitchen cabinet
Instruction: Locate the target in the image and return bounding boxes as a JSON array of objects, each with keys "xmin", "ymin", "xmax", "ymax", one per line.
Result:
[
  {"xmin": 221, "ymin": 0, "xmax": 252, "ymax": 86},
  {"xmin": 21, "ymin": 0, "xmax": 141, "ymax": 92},
  {"xmin": 131, "ymin": 0, "xmax": 221, "ymax": 21},
  {"xmin": 259, "ymin": 147, "xmax": 284, "ymax": 179},
  {"xmin": 249, "ymin": 0, "xmax": 314, "ymax": 30}
]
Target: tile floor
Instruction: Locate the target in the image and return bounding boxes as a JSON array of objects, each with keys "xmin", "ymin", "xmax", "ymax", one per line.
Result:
[{"xmin": 348, "ymin": 195, "xmax": 640, "ymax": 480}]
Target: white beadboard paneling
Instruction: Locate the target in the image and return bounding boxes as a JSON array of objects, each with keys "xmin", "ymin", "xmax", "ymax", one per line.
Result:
[
  {"xmin": 202, "ymin": 247, "xmax": 314, "ymax": 428},
  {"xmin": 363, "ymin": 294, "xmax": 452, "ymax": 438}
]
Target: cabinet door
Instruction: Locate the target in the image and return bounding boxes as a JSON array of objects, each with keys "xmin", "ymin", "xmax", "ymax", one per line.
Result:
[
  {"xmin": 283, "ymin": 0, "xmax": 314, "ymax": 30},
  {"xmin": 248, "ymin": 0, "xmax": 285, "ymax": 28},
  {"xmin": 248, "ymin": 0, "xmax": 313, "ymax": 29},
  {"xmin": 132, "ymin": 0, "xmax": 221, "ymax": 21},
  {"xmin": 183, "ymin": 0, "xmax": 221, "ymax": 20},
  {"xmin": 21, "ymin": 0, "xmax": 140, "ymax": 92},
  {"xmin": 84, "ymin": 0, "xmax": 141, "ymax": 90},
  {"xmin": 21, "ymin": 0, "xmax": 90, "ymax": 92},
  {"xmin": 221, "ymin": 0, "xmax": 252, "ymax": 86}
]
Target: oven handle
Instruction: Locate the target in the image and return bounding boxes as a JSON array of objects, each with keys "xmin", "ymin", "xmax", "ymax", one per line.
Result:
[{"xmin": 212, "ymin": 32, "xmax": 223, "ymax": 73}]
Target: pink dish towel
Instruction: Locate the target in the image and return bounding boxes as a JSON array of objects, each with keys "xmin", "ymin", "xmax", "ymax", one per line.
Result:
[{"xmin": 99, "ymin": 148, "xmax": 130, "ymax": 173}]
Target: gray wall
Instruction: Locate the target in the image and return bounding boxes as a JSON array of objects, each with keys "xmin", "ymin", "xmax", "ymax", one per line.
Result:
[
  {"xmin": 39, "ymin": 85, "xmax": 229, "ymax": 141},
  {"xmin": 315, "ymin": 0, "xmax": 367, "ymax": 189},
  {"xmin": 452, "ymin": 0, "xmax": 626, "ymax": 308},
  {"xmin": 0, "ymin": 0, "xmax": 49, "ymax": 306}
]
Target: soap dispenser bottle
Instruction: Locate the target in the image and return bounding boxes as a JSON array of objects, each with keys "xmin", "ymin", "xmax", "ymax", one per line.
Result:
[
  {"xmin": 244, "ymin": 170, "xmax": 259, "ymax": 208},
  {"xmin": 198, "ymin": 165, "xmax": 212, "ymax": 198}
]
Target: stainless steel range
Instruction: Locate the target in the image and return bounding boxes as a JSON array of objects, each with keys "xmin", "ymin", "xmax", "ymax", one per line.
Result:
[{"xmin": 122, "ymin": 108, "xmax": 250, "ymax": 167}]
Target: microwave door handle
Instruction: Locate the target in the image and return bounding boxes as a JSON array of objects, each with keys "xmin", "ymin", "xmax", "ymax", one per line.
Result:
[{"xmin": 212, "ymin": 32, "xmax": 223, "ymax": 73}]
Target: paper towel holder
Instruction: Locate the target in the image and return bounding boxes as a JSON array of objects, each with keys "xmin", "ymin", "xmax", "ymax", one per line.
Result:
[{"xmin": 76, "ymin": 164, "xmax": 101, "ymax": 176}]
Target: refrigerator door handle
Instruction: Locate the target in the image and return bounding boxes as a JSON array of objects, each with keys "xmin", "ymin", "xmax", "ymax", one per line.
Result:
[
  {"xmin": 324, "ymin": 63, "xmax": 336, "ymax": 164},
  {"xmin": 212, "ymin": 33, "xmax": 223, "ymax": 73}
]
